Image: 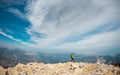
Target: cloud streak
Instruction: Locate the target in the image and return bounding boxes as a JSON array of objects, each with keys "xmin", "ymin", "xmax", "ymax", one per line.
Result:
[
  {"xmin": 24, "ymin": 0, "xmax": 120, "ymax": 51},
  {"xmin": 8, "ymin": 8, "xmax": 26, "ymax": 19},
  {"xmin": 0, "ymin": 31, "xmax": 28, "ymax": 45}
]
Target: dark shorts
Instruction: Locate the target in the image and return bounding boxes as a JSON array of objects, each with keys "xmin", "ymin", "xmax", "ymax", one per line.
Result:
[
  {"xmin": 71, "ymin": 58, "xmax": 74, "ymax": 61},
  {"xmin": 71, "ymin": 58, "xmax": 74, "ymax": 60}
]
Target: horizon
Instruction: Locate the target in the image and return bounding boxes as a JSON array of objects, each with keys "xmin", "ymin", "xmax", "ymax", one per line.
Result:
[{"xmin": 0, "ymin": 0, "xmax": 120, "ymax": 55}]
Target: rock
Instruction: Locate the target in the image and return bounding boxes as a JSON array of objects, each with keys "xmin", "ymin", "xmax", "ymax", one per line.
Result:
[
  {"xmin": 0, "ymin": 62, "xmax": 120, "ymax": 75},
  {"xmin": 0, "ymin": 66, "xmax": 6, "ymax": 75},
  {"xmin": 7, "ymin": 67, "xmax": 18, "ymax": 75}
]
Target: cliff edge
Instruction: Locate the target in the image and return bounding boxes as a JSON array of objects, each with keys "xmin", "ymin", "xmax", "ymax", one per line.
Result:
[{"xmin": 0, "ymin": 62, "xmax": 120, "ymax": 75}]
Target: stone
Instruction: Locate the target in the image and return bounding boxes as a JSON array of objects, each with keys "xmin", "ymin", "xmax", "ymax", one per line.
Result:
[
  {"xmin": 0, "ymin": 62, "xmax": 120, "ymax": 75},
  {"xmin": 0, "ymin": 66, "xmax": 6, "ymax": 75}
]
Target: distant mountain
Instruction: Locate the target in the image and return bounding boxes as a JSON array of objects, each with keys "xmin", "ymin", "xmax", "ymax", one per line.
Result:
[
  {"xmin": 0, "ymin": 48, "xmax": 120, "ymax": 68},
  {"xmin": 0, "ymin": 48, "xmax": 39, "ymax": 68}
]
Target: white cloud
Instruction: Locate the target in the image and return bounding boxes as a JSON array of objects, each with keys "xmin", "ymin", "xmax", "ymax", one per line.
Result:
[
  {"xmin": 0, "ymin": 31, "xmax": 28, "ymax": 45},
  {"xmin": 54, "ymin": 29, "xmax": 120, "ymax": 49},
  {"xmin": 8, "ymin": 8, "xmax": 26, "ymax": 19},
  {"xmin": 25, "ymin": 0, "xmax": 120, "ymax": 51}
]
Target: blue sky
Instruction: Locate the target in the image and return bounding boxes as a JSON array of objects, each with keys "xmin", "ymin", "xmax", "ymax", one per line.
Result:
[{"xmin": 0, "ymin": 0, "xmax": 120, "ymax": 54}]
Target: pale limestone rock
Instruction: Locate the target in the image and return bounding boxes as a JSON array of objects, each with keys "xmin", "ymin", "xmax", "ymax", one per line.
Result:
[
  {"xmin": 0, "ymin": 66, "xmax": 5, "ymax": 75},
  {"xmin": 0, "ymin": 62, "xmax": 120, "ymax": 75}
]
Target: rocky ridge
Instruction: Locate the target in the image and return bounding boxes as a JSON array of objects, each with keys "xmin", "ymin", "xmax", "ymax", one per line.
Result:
[{"xmin": 0, "ymin": 62, "xmax": 120, "ymax": 75}]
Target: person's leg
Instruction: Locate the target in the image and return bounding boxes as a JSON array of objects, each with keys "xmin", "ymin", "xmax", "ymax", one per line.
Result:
[
  {"xmin": 73, "ymin": 58, "xmax": 75, "ymax": 61},
  {"xmin": 71, "ymin": 58, "xmax": 74, "ymax": 62}
]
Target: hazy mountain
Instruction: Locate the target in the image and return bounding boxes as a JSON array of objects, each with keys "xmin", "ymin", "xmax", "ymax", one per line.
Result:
[
  {"xmin": 0, "ymin": 48, "xmax": 39, "ymax": 68},
  {"xmin": 0, "ymin": 48, "xmax": 120, "ymax": 68}
]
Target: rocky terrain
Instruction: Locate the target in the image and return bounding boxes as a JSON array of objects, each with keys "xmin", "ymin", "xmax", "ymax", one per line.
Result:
[{"xmin": 0, "ymin": 62, "xmax": 120, "ymax": 75}]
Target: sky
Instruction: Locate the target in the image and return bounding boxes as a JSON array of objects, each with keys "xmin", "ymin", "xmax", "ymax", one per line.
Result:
[{"xmin": 0, "ymin": 0, "xmax": 120, "ymax": 54}]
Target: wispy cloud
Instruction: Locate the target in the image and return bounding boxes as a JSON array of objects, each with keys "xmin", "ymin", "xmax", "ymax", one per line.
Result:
[
  {"xmin": 0, "ymin": 31, "xmax": 27, "ymax": 45},
  {"xmin": 25, "ymin": 0, "xmax": 120, "ymax": 51},
  {"xmin": 54, "ymin": 29, "xmax": 120, "ymax": 49},
  {"xmin": 8, "ymin": 8, "xmax": 26, "ymax": 19},
  {"xmin": 0, "ymin": 0, "xmax": 26, "ymax": 8}
]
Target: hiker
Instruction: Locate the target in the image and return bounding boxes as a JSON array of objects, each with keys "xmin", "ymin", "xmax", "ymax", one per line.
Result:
[{"xmin": 70, "ymin": 53, "xmax": 75, "ymax": 62}]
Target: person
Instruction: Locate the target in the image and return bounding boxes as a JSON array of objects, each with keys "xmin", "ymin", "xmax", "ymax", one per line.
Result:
[{"xmin": 70, "ymin": 53, "xmax": 75, "ymax": 62}]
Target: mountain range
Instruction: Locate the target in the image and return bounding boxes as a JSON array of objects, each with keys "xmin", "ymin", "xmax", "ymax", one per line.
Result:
[{"xmin": 0, "ymin": 48, "xmax": 120, "ymax": 68}]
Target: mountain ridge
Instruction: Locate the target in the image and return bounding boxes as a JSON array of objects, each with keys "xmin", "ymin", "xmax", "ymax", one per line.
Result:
[{"xmin": 0, "ymin": 48, "xmax": 120, "ymax": 69}]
